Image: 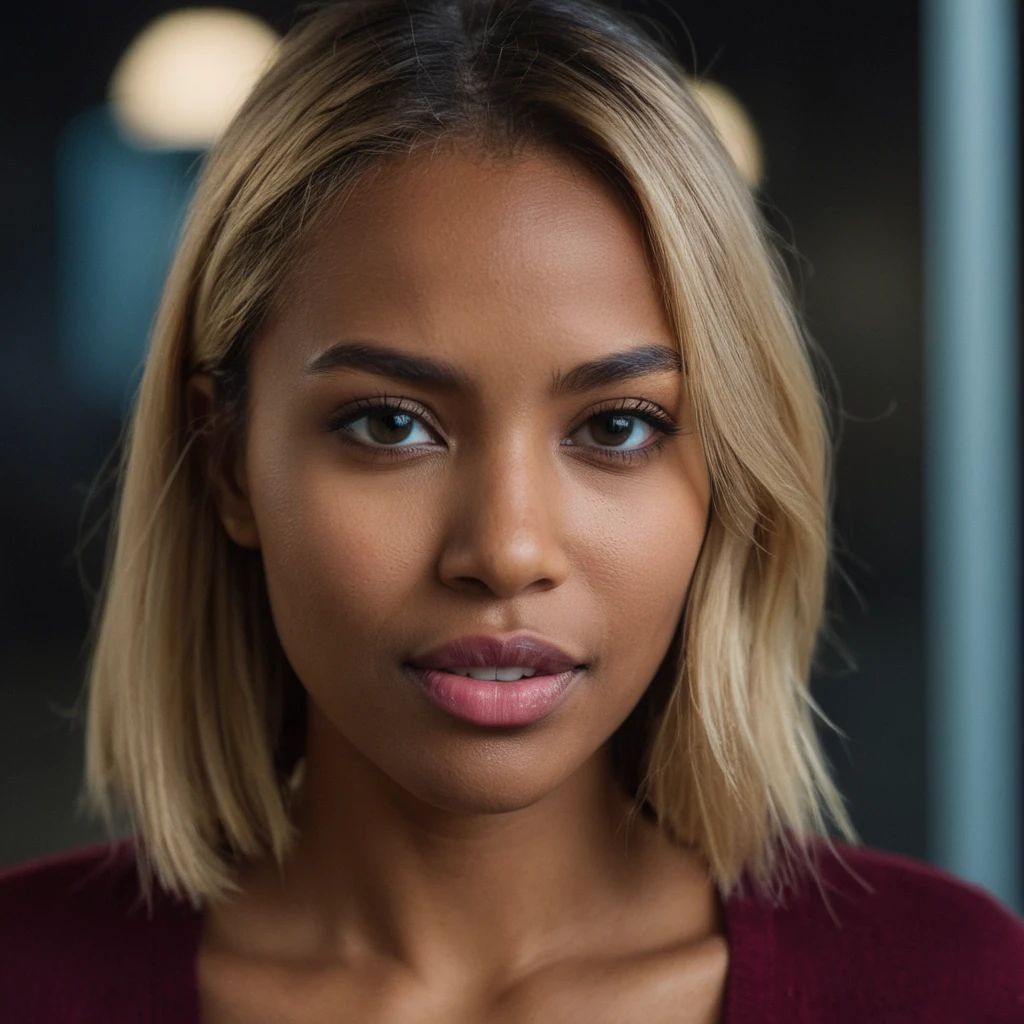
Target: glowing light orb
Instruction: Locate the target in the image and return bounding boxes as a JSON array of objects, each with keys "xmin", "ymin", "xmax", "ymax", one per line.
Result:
[
  {"xmin": 690, "ymin": 78, "xmax": 764, "ymax": 189},
  {"xmin": 109, "ymin": 8, "xmax": 279, "ymax": 150}
]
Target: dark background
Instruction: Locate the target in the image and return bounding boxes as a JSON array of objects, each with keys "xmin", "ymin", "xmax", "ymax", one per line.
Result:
[{"xmin": 0, "ymin": 1, "xmax": 965, "ymax": 875}]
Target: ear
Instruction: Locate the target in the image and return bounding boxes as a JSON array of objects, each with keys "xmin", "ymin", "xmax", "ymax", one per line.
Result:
[{"xmin": 185, "ymin": 373, "xmax": 261, "ymax": 550}]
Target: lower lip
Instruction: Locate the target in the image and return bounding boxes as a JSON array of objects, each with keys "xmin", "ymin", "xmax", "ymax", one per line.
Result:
[{"xmin": 404, "ymin": 665, "xmax": 585, "ymax": 727}]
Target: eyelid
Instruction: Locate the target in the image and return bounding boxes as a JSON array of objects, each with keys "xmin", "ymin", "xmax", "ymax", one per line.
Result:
[
  {"xmin": 566, "ymin": 395, "xmax": 682, "ymax": 433},
  {"xmin": 326, "ymin": 392, "xmax": 683, "ymax": 452},
  {"xmin": 328, "ymin": 392, "xmax": 678, "ymax": 428},
  {"xmin": 327, "ymin": 392, "xmax": 443, "ymax": 436}
]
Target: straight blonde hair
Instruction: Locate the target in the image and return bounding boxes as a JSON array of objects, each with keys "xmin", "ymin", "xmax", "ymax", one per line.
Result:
[{"xmin": 78, "ymin": 0, "xmax": 857, "ymax": 911}]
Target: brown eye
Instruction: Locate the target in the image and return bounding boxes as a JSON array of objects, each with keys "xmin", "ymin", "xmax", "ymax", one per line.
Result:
[
  {"xmin": 328, "ymin": 394, "xmax": 683, "ymax": 466},
  {"xmin": 365, "ymin": 409, "xmax": 416, "ymax": 445},
  {"xmin": 329, "ymin": 399, "xmax": 437, "ymax": 450},
  {"xmin": 586, "ymin": 413, "xmax": 650, "ymax": 447},
  {"xmin": 561, "ymin": 399, "xmax": 684, "ymax": 466}
]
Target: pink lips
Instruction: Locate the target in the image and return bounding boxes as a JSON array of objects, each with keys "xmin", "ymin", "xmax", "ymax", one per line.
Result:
[
  {"xmin": 405, "ymin": 632, "xmax": 587, "ymax": 727},
  {"xmin": 405, "ymin": 666, "xmax": 585, "ymax": 727}
]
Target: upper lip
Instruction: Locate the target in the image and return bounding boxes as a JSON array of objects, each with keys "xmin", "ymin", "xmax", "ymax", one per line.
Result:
[{"xmin": 407, "ymin": 632, "xmax": 586, "ymax": 675}]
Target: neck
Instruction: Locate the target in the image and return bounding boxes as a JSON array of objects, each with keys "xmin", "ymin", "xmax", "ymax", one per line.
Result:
[{"xmin": 204, "ymin": 705, "xmax": 719, "ymax": 985}]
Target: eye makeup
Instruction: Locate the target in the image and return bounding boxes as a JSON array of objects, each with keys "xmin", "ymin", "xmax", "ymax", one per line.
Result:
[{"xmin": 324, "ymin": 390, "xmax": 684, "ymax": 467}]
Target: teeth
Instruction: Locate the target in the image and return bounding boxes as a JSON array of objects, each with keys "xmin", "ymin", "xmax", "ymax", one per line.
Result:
[{"xmin": 446, "ymin": 666, "xmax": 538, "ymax": 681}]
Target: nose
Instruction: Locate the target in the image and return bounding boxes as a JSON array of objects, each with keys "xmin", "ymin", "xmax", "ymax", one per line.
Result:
[{"xmin": 436, "ymin": 435, "xmax": 571, "ymax": 599}]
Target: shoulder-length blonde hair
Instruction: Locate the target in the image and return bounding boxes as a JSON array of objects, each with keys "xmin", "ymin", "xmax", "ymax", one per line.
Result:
[{"xmin": 78, "ymin": 0, "xmax": 856, "ymax": 911}]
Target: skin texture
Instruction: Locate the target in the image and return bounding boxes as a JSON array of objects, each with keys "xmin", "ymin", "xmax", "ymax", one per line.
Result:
[{"xmin": 187, "ymin": 142, "xmax": 724, "ymax": 1022}]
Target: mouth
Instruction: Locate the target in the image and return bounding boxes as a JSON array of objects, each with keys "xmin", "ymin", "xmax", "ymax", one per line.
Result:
[
  {"xmin": 437, "ymin": 666, "xmax": 540, "ymax": 680},
  {"xmin": 403, "ymin": 664, "xmax": 587, "ymax": 728}
]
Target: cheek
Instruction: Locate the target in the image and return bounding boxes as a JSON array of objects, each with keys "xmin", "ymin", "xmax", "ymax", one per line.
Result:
[
  {"xmin": 247, "ymin": 435, "xmax": 433, "ymax": 688},
  {"xmin": 575, "ymin": 473, "xmax": 707, "ymax": 688}
]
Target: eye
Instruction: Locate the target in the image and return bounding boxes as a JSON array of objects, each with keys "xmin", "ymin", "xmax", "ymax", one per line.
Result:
[
  {"xmin": 327, "ymin": 393, "xmax": 682, "ymax": 465},
  {"xmin": 329, "ymin": 397, "xmax": 436, "ymax": 449},
  {"xmin": 562, "ymin": 399, "xmax": 683, "ymax": 466},
  {"xmin": 567, "ymin": 410, "xmax": 658, "ymax": 450}
]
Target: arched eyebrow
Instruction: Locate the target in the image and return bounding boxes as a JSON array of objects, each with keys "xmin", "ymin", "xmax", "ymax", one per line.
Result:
[{"xmin": 302, "ymin": 341, "xmax": 682, "ymax": 397}]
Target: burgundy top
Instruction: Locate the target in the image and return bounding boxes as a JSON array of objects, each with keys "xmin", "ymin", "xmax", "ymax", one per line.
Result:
[{"xmin": 1, "ymin": 836, "xmax": 1023, "ymax": 1022}]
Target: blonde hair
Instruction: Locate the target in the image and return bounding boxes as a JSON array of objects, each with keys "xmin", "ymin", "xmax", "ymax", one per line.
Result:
[{"xmin": 78, "ymin": 0, "xmax": 857, "ymax": 911}]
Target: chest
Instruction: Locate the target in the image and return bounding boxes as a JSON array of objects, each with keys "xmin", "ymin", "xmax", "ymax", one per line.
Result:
[{"xmin": 196, "ymin": 937, "xmax": 729, "ymax": 1024}]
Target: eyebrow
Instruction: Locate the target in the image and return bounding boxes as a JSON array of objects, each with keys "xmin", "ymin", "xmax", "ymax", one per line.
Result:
[{"xmin": 302, "ymin": 340, "xmax": 682, "ymax": 397}]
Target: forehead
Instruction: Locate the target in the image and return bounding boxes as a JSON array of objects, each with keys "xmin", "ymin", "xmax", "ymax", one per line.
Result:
[{"xmin": 259, "ymin": 142, "xmax": 675, "ymax": 374}]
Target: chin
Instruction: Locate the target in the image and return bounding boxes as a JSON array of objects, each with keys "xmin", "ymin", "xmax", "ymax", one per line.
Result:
[
  {"xmin": 409, "ymin": 783, "xmax": 560, "ymax": 817},
  {"xmin": 386, "ymin": 744, "xmax": 581, "ymax": 817}
]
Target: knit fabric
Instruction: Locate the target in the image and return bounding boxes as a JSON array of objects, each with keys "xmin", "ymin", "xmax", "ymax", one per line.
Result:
[{"xmin": 2, "ymin": 835, "xmax": 1023, "ymax": 1022}]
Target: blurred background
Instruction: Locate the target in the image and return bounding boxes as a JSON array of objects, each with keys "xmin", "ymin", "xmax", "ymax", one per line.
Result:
[{"xmin": 1, "ymin": 1, "xmax": 1019, "ymax": 910}]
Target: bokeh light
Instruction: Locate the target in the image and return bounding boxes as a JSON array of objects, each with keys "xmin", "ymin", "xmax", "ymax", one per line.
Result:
[
  {"xmin": 689, "ymin": 77, "xmax": 764, "ymax": 189},
  {"xmin": 109, "ymin": 7, "xmax": 279, "ymax": 150}
]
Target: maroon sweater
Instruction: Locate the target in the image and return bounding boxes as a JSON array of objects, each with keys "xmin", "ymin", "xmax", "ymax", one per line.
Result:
[{"xmin": 1, "ymin": 836, "xmax": 1023, "ymax": 1022}]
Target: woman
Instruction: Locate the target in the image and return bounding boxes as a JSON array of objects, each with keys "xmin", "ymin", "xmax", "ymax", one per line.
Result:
[{"xmin": 2, "ymin": 0, "xmax": 1022, "ymax": 1020}]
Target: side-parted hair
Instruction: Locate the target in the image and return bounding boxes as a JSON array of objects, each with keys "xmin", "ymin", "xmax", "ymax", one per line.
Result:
[{"xmin": 79, "ymin": 0, "xmax": 857, "ymax": 911}]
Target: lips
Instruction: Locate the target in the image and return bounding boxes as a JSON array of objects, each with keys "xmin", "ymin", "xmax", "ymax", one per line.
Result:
[
  {"xmin": 406, "ymin": 664, "xmax": 585, "ymax": 728},
  {"xmin": 406, "ymin": 632, "xmax": 586, "ymax": 677}
]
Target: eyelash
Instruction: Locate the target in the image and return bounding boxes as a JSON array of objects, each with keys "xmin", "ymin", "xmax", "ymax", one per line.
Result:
[{"xmin": 325, "ymin": 391, "xmax": 684, "ymax": 466}]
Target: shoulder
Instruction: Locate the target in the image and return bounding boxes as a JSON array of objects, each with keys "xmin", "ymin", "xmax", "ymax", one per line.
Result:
[
  {"xmin": 0, "ymin": 837, "xmax": 200, "ymax": 1021},
  {"xmin": 749, "ymin": 841, "xmax": 1024, "ymax": 1021},
  {"xmin": 0, "ymin": 835, "xmax": 141, "ymax": 912}
]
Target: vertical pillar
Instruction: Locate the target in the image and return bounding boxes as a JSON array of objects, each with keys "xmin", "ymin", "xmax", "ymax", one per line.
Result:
[{"xmin": 922, "ymin": 0, "xmax": 1021, "ymax": 910}]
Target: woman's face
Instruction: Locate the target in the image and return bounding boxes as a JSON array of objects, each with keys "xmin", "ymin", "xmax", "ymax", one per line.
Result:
[{"xmin": 218, "ymin": 142, "xmax": 711, "ymax": 814}]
